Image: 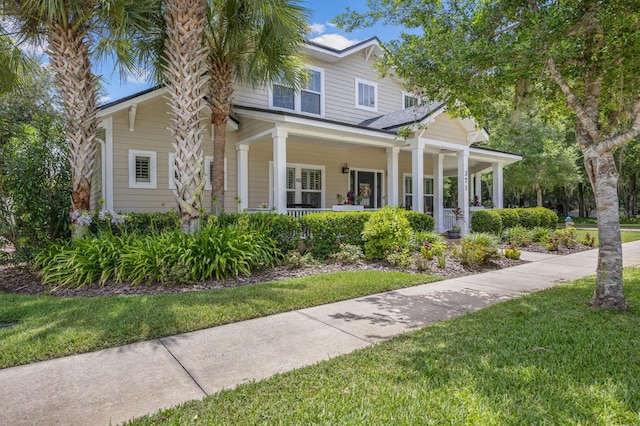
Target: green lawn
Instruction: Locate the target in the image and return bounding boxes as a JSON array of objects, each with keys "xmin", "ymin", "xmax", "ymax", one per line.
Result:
[
  {"xmin": 125, "ymin": 268, "xmax": 640, "ymax": 425},
  {"xmin": 0, "ymin": 271, "xmax": 439, "ymax": 369},
  {"xmin": 574, "ymin": 229, "xmax": 640, "ymax": 245}
]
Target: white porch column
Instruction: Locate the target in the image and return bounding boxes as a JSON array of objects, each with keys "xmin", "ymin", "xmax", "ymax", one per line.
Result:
[
  {"xmin": 457, "ymin": 150, "xmax": 470, "ymax": 234},
  {"xmin": 411, "ymin": 141, "xmax": 425, "ymax": 212},
  {"xmin": 386, "ymin": 147, "xmax": 399, "ymax": 206},
  {"xmin": 433, "ymin": 153, "xmax": 444, "ymax": 232},
  {"xmin": 475, "ymin": 171, "xmax": 483, "ymax": 205},
  {"xmin": 104, "ymin": 117, "xmax": 114, "ymax": 210},
  {"xmin": 236, "ymin": 144, "xmax": 249, "ymax": 212},
  {"xmin": 469, "ymin": 173, "xmax": 475, "ymax": 204},
  {"xmin": 492, "ymin": 162, "xmax": 504, "ymax": 208},
  {"xmin": 272, "ymin": 127, "xmax": 288, "ymax": 214}
]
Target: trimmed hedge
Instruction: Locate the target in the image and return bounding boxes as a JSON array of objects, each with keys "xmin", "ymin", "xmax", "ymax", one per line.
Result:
[
  {"xmin": 472, "ymin": 207, "xmax": 558, "ymax": 234},
  {"xmin": 495, "ymin": 209, "xmax": 519, "ymax": 230},
  {"xmin": 470, "ymin": 210, "xmax": 503, "ymax": 235},
  {"xmin": 404, "ymin": 211, "xmax": 435, "ymax": 232},
  {"xmin": 300, "ymin": 212, "xmax": 371, "ymax": 259},
  {"xmin": 217, "ymin": 212, "xmax": 302, "ymax": 253},
  {"xmin": 89, "ymin": 211, "xmax": 181, "ymax": 236}
]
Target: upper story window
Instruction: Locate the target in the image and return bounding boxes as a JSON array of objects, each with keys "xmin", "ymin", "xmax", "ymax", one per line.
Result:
[
  {"xmin": 270, "ymin": 66, "xmax": 324, "ymax": 117},
  {"xmin": 355, "ymin": 78, "xmax": 377, "ymax": 112},
  {"xmin": 403, "ymin": 93, "xmax": 420, "ymax": 109}
]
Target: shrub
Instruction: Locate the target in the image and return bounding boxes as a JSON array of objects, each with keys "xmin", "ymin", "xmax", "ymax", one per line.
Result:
[
  {"xmin": 531, "ymin": 226, "xmax": 553, "ymax": 243},
  {"xmin": 385, "ymin": 247, "xmax": 413, "ymax": 267},
  {"xmin": 362, "ymin": 207, "xmax": 412, "ymax": 260},
  {"xmin": 555, "ymin": 226, "xmax": 578, "ymax": 249},
  {"xmin": 471, "ymin": 209, "xmax": 502, "ymax": 234},
  {"xmin": 534, "ymin": 207, "xmax": 559, "ymax": 229},
  {"xmin": 403, "ymin": 211, "xmax": 435, "ymax": 232},
  {"xmin": 496, "ymin": 209, "xmax": 520, "ymax": 230},
  {"xmin": 301, "ymin": 212, "xmax": 371, "ymax": 259},
  {"xmin": 516, "ymin": 208, "xmax": 540, "ymax": 228},
  {"xmin": 504, "ymin": 244, "xmax": 522, "ymax": 260},
  {"xmin": 34, "ymin": 224, "xmax": 280, "ymax": 287},
  {"xmin": 285, "ymin": 251, "xmax": 321, "ymax": 268},
  {"xmin": 459, "ymin": 232, "xmax": 500, "ymax": 265},
  {"xmin": 330, "ymin": 243, "xmax": 364, "ymax": 263},
  {"xmin": 218, "ymin": 212, "xmax": 301, "ymax": 254},
  {"xmin": 581, "ymin": 232, "xmax": 597, "ymax": 247},
  {"xmin": 88, "ymin": 211, "xmax": 181, "ymax": 236},
  {"xmin": 502, "ymin": 226, "xmax": 534, "ymax": 246}
]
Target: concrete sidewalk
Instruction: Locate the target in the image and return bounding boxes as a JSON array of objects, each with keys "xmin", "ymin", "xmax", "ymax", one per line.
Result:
[{"xmin": 2, "ymin": 242, "xmax": 640, "ymax": 426}]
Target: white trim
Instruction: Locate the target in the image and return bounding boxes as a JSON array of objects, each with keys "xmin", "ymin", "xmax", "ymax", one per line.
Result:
[
  {"xmin": 98, "ymin": 87, "xmax": 167, "ymax": 118},
  {"xmin": 103, "ymin": 117, "xmax": 114, "ymax": 209},
  {"xmin": 305, "ymin": 38, "xmax": 383, "ymax": 63},
  {"xmin": 402, "ymin": 92, "xmax": 420, "ymax": 109},
  {"xmin": 268, "ymin": 65, "xmax": 325, "ymax": 118},
  {"xmin": 402, "ymin": 173, "xmax": 434, "ymax": 211},
  {"xmin": 128, "ymin": 149, "xmax": 157, "ymax": 189},
  {"xmin": 128, "ymin": 104, "xmax": 137, "ymax": 131},
  {"xmin": 204, "ymin": 156, "xmax": 228, "ymax": 191},
  {"xmin": 269, "ymin": 161, "xmax": 326, "ymax": 209},
  {"xmin": 355, "ymin": 78, "xmax": 378, "ymax": 112}
]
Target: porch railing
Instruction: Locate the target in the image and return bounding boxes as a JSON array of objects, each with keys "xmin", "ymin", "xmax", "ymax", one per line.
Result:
[{"xmin": 286, "ymin": 208, "xmax": 332, "ymax": 218}]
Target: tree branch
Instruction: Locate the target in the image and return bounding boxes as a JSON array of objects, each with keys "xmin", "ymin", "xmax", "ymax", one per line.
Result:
[
  {"xmin": 598, "ymin": 98, "xmax": 640, "ymax": 154},
  {"xmin": 546, "ymin": 58, "xmax": 601, "ymax": 143}
]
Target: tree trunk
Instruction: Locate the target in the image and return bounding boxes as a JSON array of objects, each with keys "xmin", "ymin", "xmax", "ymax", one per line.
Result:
[
  {"xmin": 163, "ymin": 0, "xmax": 208, "ymax": 232},
  {"xmin": 47, "ymin": 24, "xmax": 97, "ymax": 213},
  {"xmin": 208, "ymin": 61, "xmax": 234, "ymax": 216},
  {"xmin": 578, "ymin": 183, "xmax": 585, "ymax": 218},
  {"xmin": 630, "ymin": 174, "xmax": 637, "ymax": 217},
  {"xmin": 535, "ymin": 182, "xmax": 543, "ymax": 207},
  {"xmin": 583, "ymin": 147, "xmax": 628, "ymax": 310}
]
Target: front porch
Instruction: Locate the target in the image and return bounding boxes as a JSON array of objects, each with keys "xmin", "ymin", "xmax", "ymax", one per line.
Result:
[{"xmin": 234, "ymin": 107, "xmax": 520, "ymax": 234}]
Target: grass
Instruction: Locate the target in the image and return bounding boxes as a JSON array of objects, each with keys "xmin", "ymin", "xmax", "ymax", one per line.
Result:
[
  {"xmin": 0, "ymin": 271, "xmax": 439, "ymax": 369},
  {"xmin": 125, "ymin": 268, "xmax": 640, "ymax": 425},
  {"xmin": 573, "ymin": 229, "xmax": 640, "ymax": 245}
]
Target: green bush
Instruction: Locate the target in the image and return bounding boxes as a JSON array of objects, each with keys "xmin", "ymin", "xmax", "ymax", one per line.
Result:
[
  {"xmin": 496, "ymin": 209, "xmax": 520, "ymax": 230},
  {"xmin": 534, "ymin": 207, "xmax": 559, "ymax": 229},
  {"xmin": 502, "ymin": 225, "xmax": 534, "ymax": 246},
  {"xmin": 470, "ymin": 209, "xmax": 503, "ymax": 235},
  {"xmin": 218, "ymin": 212, "xmax": 302, "ymax": 253},
  {"xmin": 403, "ymin": 211, "xmax": 435, "ymax": 232},
  {"xmin": 87, "ymin": 211, "xmax": 181, "ymax": 236},
  {"xmin": 531, "ymin": 226, "xmax": 553, "ymax": 243},
  {"xmin": 516, "ymin": 208, "xmax": 540, "ymax": 228},
  {"xmin": 301, "ymin": 212, "xmax": 371, "ymax": 259},
  {"xmin": 34, "ymin": 224, "xmax": 279, "ymax": 287},
  {"xmin": 330, "ymin": 243, "xmax": 364, "ymax": 263},
  {"xmin": 459, "ymin": 232, "xmax": 500, "ymax": 265},
  {"xmin": 362, "ymin": 207, "xmax": 412, "ymax": 260}
]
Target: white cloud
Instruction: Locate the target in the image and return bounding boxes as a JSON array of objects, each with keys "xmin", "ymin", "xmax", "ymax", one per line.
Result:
[
  {"xmin": 98, "ymin": 96, "xmax": 112, "ymax": 104},
  {"xmin": 124, "ymin": 69, "xmax": 151, "ymax": 84},
  {"xmin": 308, "ymin": 23, "xmax": 326, "ymax": 35},
  {"xmin": 310, "ymin": 34, "xmax": 360, "ymax": 50}
]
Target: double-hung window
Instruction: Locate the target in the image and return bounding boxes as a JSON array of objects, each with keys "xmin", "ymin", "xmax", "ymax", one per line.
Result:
[
  {"xmin": 355, "ymin": 78, "xmax": 377, "ymax": 111},
  {"xmin": 273, "ymin": 163, "xmax": 324, "ymax": 208},
  {"xmin": 271, "ymin": 66, "xmax": 324, "ymax": 117},
  {"xmin": 403, "ymin": 92, "xmax": 419, "ymax": 109},
  {"xmin": 404, "ymin": 175, "xmax": 434, "ymax": 213}
]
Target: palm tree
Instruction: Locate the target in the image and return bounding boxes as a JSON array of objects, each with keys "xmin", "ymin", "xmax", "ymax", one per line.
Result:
[
  {"xmin": 0, "ymin": 25, "xmax": 33, "ymax": 94},
  {"xmin": 162, "ymin": 0, "xmax": 209, "ymax": 232},
  {"xmin": 204, "ymin": 0, "xmax": 309, "ymax": 215},
  {"xmin": 0, "ymin": 0, "xmax": 156, "ymax": 216}
]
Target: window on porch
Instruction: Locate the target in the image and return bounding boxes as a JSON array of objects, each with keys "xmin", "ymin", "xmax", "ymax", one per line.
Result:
[
  {"xmin": 404, "ymin": 175, "xmax": 434, "ymax": 213},
  {"xmin": 282, "ymin": 164, "xmax": 324, "ymax": 208}
]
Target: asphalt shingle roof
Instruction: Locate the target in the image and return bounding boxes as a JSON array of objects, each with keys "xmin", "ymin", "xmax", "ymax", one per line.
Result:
[{"xmin": 359, "ymin": 101, "xmax": 445, "ymax": 131}]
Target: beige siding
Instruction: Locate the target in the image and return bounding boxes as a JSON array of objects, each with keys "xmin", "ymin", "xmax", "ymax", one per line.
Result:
[
  {"xmin": 89, "ymin": 140, "xmax": 102, "ymax": 211},
  {"xmin": 110, "ymin": 96, "xmax": 239, "ymax": 213},
  {"xmin": 423, "ymin": 114, "xmax": 469, "ymax": 146},
  {"xmin": 232, "ymin": 53, "xmax": 404, "ymax": 126}
]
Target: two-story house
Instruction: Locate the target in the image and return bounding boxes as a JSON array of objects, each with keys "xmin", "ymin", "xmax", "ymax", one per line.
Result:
[{"xmin": 95, "ymin": 37, "xmax": 521, "ymax": 233}]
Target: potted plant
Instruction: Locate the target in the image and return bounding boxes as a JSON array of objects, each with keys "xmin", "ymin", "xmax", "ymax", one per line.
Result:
[{"xmin": 447, "ymin": 206, "xmax": 464, "ymax": 239}]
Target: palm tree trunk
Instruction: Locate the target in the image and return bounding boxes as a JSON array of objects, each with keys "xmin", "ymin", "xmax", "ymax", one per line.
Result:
[
  {"xmin": 584, "ymin": 147, "xmax": 628, "ymax": 310},
  {"xmin": 163, "ymin": 0, "xmax": 208, "ymax": 232},
  {"xmin": 47, "ymin": 23, "xmax": 97, "ymax": 214},
  {"xmin": 209, "ymin": 60, "xmax": 234, "ymax": 216}
]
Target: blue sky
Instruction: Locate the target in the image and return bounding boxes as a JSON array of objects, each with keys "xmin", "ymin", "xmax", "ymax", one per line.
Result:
[{"xmin": 97, "ymin": 0, "xmax": 406, "ymax": 103}]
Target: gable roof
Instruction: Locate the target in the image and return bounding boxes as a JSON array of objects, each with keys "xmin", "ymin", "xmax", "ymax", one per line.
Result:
[
  {"xmin": 359, "ymin": 101, "xmax": 446, "ymax": 131},
  {"xmin": 305, "ymin": 37, "xmax": 384, "ymax": 63}
]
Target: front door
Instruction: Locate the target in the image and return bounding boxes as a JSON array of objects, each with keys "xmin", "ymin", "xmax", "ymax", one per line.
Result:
[{"xmin": 350, "ymin": 170, "xmax": 382, "ymax": 208}]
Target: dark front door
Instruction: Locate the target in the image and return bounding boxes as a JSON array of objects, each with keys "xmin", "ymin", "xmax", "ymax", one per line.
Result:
[{"xmin": 350, "ymin": 170, "xmax": 380, "ymax": 208}]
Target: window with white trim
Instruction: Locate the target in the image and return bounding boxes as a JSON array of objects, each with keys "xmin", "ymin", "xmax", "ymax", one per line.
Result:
[
  {"xmin": 404, "ymin": 175, "xmax": 434, "ymax": 213},
  {"xmin": 169, "ymin": 153, "xmax": 226, "ymax": 191},
  {"xmin": 129, "ymin": 150, "xmax": 156, "ymax": 189},
  {"xmin": 403, "ymin": 93, "xmax": 419, "ymax": 109},
  {"xmin": 355, "ymin": 78, "xmax": 377, "ymax": 111},
  {"xmin": 270, "ymin": 67, "xmax": 324, "ymax": 116},
  {"xmin": 271, "ymin": 163, "xmax": 325, "ymax": 208}
]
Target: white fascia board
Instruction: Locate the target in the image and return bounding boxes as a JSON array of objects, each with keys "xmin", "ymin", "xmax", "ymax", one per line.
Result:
[
  {"xmin": 304, "ymin": 39, "xmax": 383, "ymax": 63},
  {"xmin": 98, "ymin": 88, "xmax": 168, "ymax": 118},
  {"xmin": 469, "ymin": 146, "xmax": 522, "ymax": 164},
  {"xmin": 235, "ymin": 107, "xmax": 398, "ymax": 142}
]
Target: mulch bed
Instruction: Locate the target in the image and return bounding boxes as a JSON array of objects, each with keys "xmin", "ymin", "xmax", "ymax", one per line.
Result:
[{"xmin": 0, "ymin": 243, "xmax": 594, "ymax": 299}]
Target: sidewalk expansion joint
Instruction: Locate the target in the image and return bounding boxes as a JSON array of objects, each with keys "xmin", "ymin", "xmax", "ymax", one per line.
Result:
[
  {"xmin": 294, "ymin": 310, "xmax": 376, "ymax": 344},
  {"xmin": 158, "ymin": 338, "xmax": 209, "ymax": 397}
]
